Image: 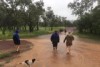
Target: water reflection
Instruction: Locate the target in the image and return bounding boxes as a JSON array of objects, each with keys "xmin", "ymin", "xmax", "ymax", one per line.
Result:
[{"xmin": 52, "ymin": 50, "xmax": 58, "ymax": 58}]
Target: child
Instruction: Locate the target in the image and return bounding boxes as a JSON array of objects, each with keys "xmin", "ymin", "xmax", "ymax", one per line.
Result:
[{"xmin": 63, "ymin": 32, "xmax": 74, "ymax": 54}]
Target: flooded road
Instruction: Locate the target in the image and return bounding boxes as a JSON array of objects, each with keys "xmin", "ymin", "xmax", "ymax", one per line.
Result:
[{"xmin": 4, "ymin": 34, "xmax": 100, "ymax": 67}]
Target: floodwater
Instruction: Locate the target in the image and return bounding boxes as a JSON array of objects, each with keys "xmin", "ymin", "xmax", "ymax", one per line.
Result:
[{"xmin": 4, "ymin": 34, "xmax": 100, "ymax": 67}]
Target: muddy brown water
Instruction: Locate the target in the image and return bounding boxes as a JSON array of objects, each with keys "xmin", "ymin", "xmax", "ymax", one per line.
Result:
[{"xmin": 4, "ymin": 34, "xmax": 100, "ymax": 67}]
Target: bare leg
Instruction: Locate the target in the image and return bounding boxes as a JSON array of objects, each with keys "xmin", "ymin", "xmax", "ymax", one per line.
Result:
[
  {"xmin": 68, "ymin": 46, "xmax": 71, "ymax": 53},
  {"xmin": 55, "ymin": 46, "xmax": 57, "ymax": 50},
  {"xmin": 16, "ymin": 45, "xmax": 20, "ymax": 51},
  {"xmin": 53, "ymin": 43, "xmax": 57, "ymax": 50},
  {"xmin": 54, "ymin": 47, "xmax": 57, "ymax": 50},
  {"xmin": 53, "ymin": 47, "xmax": 56, "ymax": 50},
  {"xmin": 66, "ymin": 46, "xmax": 71, "ymax": 54}
]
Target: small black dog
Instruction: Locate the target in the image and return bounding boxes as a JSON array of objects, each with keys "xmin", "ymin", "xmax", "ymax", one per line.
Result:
[{"xmin": 19, "ymin": 59, "xmax": 36, "ymax": 67}]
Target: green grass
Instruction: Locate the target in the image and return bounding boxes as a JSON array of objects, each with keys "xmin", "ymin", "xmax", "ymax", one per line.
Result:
[
  {"xmin": 0, "ymin": 51, "xmax": 17, "ymax": 59},
  {"xmin": 0, "ymin": 52, "xmax": 13, "ymax": 66},
  {"xmin": 0, "ymin": 27, "xmax": 65, "ymax": 40},
  {"xmin": 5, "ymin": 58, "xmax": 11, "ymax": 63},
  {"xmin": 76, "ymin": 32, "xmax": 100, "ymax": 41},
  {"xmin": 19, "ymin": 30, "xmax": 51, "ymax": 38},
  {"xmin": 0, "ymin": 53, "xmax": 11, "ymax": 59}
]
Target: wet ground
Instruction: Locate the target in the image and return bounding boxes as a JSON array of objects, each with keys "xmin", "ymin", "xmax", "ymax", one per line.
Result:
[{"xmin": 4, "ymin": 33, "xmax": 100, "ymax": 67}]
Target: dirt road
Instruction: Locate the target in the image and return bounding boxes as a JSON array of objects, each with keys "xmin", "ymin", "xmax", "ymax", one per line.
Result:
[{"xmin": 4, "ymin": 34, "xmax": 100, "ymax": 67}]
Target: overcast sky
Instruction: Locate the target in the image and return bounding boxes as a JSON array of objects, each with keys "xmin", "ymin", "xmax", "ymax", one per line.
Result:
[{"xmin": 34, "ymin": 0, "xmax": 77, "ymax": 20}]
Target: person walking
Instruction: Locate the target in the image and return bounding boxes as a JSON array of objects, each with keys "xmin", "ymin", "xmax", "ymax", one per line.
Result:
[
  {"xmin": 63, "ymin": 32, "xmax": 74, "ymax": 54},
  {"xmin": 64, "ymin": 29, "xmax": 67, "ymax": 35},
  {"xmin": 51, "ymin": 31, "xmax": 60, "ymax": 50},
  {"xmin": 13, "ymin": 30, "xmax": 21, "ymax": 53}
]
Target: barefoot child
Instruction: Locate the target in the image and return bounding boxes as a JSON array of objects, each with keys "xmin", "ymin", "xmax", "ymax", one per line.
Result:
[{"xmin": 63, "ymin": 32, "xmax": 74, "ymax": 54}]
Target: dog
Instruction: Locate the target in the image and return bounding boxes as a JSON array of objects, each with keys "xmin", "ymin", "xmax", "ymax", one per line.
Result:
[{"xmin": 19, "ymin": 59, "xmax": 36, "ymax": 67}]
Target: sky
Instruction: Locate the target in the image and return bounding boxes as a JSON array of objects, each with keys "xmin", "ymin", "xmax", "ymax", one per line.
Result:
[{"xmin": 34, "ymin": 0, "xmax": 77, "ymax": 20}]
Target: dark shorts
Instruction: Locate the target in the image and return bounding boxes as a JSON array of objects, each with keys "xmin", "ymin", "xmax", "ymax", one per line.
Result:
[
  {"xmin": 52, "ymin": 42, "xmax": 58, "ymax": 47},
  {"xmin": 14, "ymin": 41, "xmax": 20, "ymax": 45},
  {"xmin": 66, "ymin": 42, "xmax": 72, "ymax": 46}
]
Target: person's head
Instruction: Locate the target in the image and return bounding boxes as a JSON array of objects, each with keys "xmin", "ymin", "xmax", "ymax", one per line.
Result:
[
  {"xmin": 15, "ymin": 30, "xmax": 19, "ymax": 33},
  {"xmin": 54, "ymin": 30, "xmax": 57, "ymax": 33},
  {"xmin": 54, "ymin": 30, "xmax": 59, "ymax": 34},
  {"xmin": 68, "ymin": 32, "xmax": 71, "ymax": 35}
]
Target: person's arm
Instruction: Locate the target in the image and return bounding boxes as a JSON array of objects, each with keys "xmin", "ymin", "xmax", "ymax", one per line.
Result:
[{"xmin": 63, "ymin": 36, "xmax": 67, "ymax": 43}]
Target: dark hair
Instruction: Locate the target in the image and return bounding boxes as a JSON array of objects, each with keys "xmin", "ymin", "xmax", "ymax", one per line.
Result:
[
  {"xmin": 54, "ymin": 30, "xmax": 57, "ymax": 33},
  {"xmin": 15, "ymin": 30, "xmax": 19, "ymax": 33}
]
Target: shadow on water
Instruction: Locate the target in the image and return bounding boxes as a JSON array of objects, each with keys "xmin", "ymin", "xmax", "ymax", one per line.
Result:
[
  {"xmin": 50, "ymin": 50, "xmax": 59, "ymax": 63},
  {"xmin": 64, "ymin": 53, "xmax": 75, "ymax": 64},
  {"xmin": 52, "ymin": 50, "xmax": 58, "ymax": 58},
  {"xmin": 66, "ymin": 54, "xmax": 72, "ymax": 60},
  {"xmin": 50, "ymin": 49, "xmax": 74, "ymax": 66}
]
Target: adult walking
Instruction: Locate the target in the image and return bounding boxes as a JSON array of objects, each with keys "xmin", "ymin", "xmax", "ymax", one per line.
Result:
[
  {"xmin": 63, "ymin": 32, "xmax": 74, "ymax": 54},
  {"xmin": 13, "ymin": 30, "xmax": 21, "ymax": 52},
  {"xmin": 51, "ymin": 31, "xmax": 60, "ymax": 50}
]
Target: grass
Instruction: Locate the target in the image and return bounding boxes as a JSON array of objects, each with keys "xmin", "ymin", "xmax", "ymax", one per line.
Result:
[
  {"xmin": 76, "ymin": 32, "xmax": 100, "ymax": 41},
  {"xmin": 0, "ymin": 27, "xmax": 65, "ymax": 40},
  {"xmin": 0, "ymin": 51, "xmax": 16, "ymax": 65},
  {"xmin": 0, "ymin": 51, "xmax": 16, "ymax": 59},
  {"xmin": 5, "ymin": 58, "xmax": 12, "ymax": 63},
  {"xmin": 19, "ymin": 30, "xmax": 51, "ymax": 38},
  {"xmin": 0, "ymin": 53, "xmax": 11, "ymax": 59}
]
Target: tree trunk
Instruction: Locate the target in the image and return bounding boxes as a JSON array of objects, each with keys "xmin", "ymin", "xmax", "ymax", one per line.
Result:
[
  {"xmin": 2, "ymin": 27, "xmax": 6, "ymax": 35},
  {"xmin": 36, "ymin": 22, "xmax": 39, "ymax": 31},
  {"xmin": 29, "ymin": 24, "xmax": 33, "ymax": 32},
  {"xmin": 24, "ymin": 26, "xmax": 27, "ymax": 31},
  {"xmin": 50, "ymin": 22, "xmax": 53, "ymax": 31}
]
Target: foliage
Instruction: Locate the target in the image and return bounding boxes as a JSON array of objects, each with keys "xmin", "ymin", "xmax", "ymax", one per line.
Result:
[
  {"xmin": 0, "ymin": 0, "xmax": 72, "ymax": 36},
  {"xmin": 75, "ymin": 5, "xmax": 100, "ymax": 35},
  {"xmin": 0, "ymin": 0, "xmax": 45, "ymax": 34},
  {"xmin": 76, "ymin": 33, "xmax": 100, "ymax": 41},
  {"xmin": 68, "ymin": 0, "xmax": 97, "ymax": 16},
  {"xmin": 68, "ymin": 0, "xmax": 100, "ymax": 36},
  {"xmin": 0, "ymin": 53, "xmax": 11, "ymax": 59}
]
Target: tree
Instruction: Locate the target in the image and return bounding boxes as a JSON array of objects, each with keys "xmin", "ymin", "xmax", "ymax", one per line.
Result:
[
  {"xmin": 68, "ymin": 0, "xmax": 100, "ymax": 35},
  {"xmin": 68, "ymin": 0, "xmax": 97, "ymax": 16},
  {"xmin": 46, "ymin": 7, "xmax": 55, "ymax": 30},
  {"xmin": 0, "ymin": 0, "xmax": 45, "ymax": 33},
  {"xmin": 35, "ymin": 0, "xmax": 44, "ymax": 30},
  {"xmin": 0, "ymin": 0, "xmax": 12, "ymax": 34},
  {"xmin": 75, "ymin": 5, "xmax": 100, "ymax": 34},
  {"xmin": 42, "ymin": 13, "xmax": 48, "ymax": 30}
]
